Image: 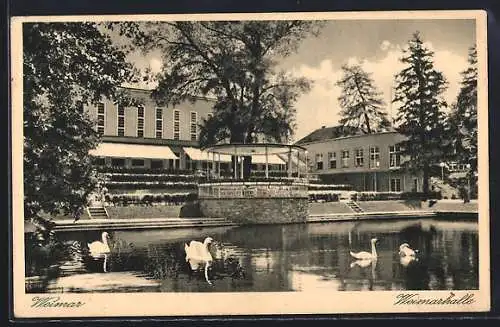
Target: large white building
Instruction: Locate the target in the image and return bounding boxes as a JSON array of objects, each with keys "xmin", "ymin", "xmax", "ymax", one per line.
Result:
[
  {"xmin": 296, "ymin": 126, "xmax": 423, "ymax": 192},
  {"xmin": 86, "ymin": 87, "xmax": 286, "ymax": 175}
]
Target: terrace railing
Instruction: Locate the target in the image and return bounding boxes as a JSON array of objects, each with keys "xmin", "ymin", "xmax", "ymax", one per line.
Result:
[{"xmin": 199, "ymin": 181, "xmax": 308, "ymax": 199}]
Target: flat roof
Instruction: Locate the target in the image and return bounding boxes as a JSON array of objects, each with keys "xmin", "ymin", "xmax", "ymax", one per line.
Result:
[
  {"xmin": 295, "ymin": 130, "xmax": 401, "ymax": 146},
  {"xmin": 295, "ymin": 125, "xmax": 399, "ymax": 146},
  {"xmin": 202, "ymin": 143, "xmax": 307, "ymax": 156}
]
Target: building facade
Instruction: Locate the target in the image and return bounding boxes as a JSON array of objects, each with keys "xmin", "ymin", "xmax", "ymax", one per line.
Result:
[
  {"xmin": 296, "ymin": 126, "xmax": 422, "ymax": 192},
  {"xmin": 85, "ymin": 87, "xmax": 286, "ymax": 173}
]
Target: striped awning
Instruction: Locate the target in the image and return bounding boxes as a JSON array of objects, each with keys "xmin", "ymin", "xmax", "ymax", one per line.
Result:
[
  {"xmin": 89, "ymin": 142, "xmax": 178, "ymax": 160},
  {"xmin": 183, "ymin": 147, "xmax": 232, "ymax": 162},
  {"xmin": 251, "ymin": 155, "xmax": 286, "ymax": 165}
]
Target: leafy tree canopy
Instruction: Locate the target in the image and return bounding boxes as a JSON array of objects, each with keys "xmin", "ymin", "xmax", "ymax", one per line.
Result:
[
  {"xmin": 23, "ymin": 22, "xmax": 135, "ymax": 222},
  {"xmin": 124, "ymin": 21, "xmax": 323, "ymax": 146}
]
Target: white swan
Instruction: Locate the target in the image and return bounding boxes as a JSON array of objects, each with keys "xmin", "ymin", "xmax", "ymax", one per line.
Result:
[
  {"xmin": 350, "ymin": 238, "xmax": 378, "ymax": 260},
  {"xmin": 399, "ymin": 255, "xmax": 418, "ymax": 267},
  {"xmin": 88, "ymin": 232, "xmax": 111, "ymax": 256},
  {"xmin": 349, "ymin": 259, "xmax": 373, "ymax": 268},
  {"xmin": 185, "ymin": 237, "xmax": 214, "ymax": 285},
  {"xmin": 399, "ymin": 243, "xmax": 417, "ymax": 257}
]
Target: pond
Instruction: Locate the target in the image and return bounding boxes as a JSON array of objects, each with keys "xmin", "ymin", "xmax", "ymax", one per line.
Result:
[{"xmin": 25, "ymin": 217, "xmax": 478, "ymax": 293}]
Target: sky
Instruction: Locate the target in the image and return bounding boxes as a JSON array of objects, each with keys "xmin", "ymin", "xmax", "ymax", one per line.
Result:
[{"xmin": 126, "ymin": 18, "xmax": 476, "ymax": 142}]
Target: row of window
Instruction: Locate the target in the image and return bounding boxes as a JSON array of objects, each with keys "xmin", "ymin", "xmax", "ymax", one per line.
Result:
[
  {"xmin": 314, "ymin": 146, "xmax": 401, "ymax": 170},
  {"xmin": 96, "ymin": 103, "xmax": 210, "ymax": 141},
  {"xmin": 95, "ymin": 157, "xmax": 181, "ymax": 169}
]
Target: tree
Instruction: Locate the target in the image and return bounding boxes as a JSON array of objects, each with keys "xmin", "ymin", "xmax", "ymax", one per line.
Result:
[
  {"xmin": 23, "ymin": 22, "xmax": 134, "ymax": 227},
  {"xmin": 130, "ymin": 21, "xmax": 322, "ymax": 178},
  {"xmin": 392, "ymin": 32, "xmax": 448, "ymax": 196},
  {"xmin": 447, "ymin": 46, "xmax": 478, "ymax": 171},
  {"xmin": 336, "ymin": 64, "xmax": 391, "ymax": 133}
]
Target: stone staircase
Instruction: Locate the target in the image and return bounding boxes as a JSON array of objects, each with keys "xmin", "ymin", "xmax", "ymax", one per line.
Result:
[
  {"xmin": 345, "ymin": 200, "xmax": 364, "ymax": 213},
  {"xmin": 87, "ymin": 207, "xmax": 109, "ymax": 219}
]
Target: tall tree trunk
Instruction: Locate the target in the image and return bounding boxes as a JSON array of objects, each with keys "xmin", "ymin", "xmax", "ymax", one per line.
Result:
[
  {"xmin": 363, "ymin": 112, "xmax": 372, "ymax": 134},
  {"xmin": 242, "ymin": 132, "xmax": 254, "ymax": 180}
]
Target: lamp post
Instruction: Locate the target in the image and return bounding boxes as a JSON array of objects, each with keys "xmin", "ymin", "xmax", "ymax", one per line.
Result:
[
  {"xmin": 466, "ymin": 163, "xmax": 471, "ymax": 202},
  {"xmin": 439, "ymin": 162, "xmax": 445, "ymax": 181},
  {"xmin": 305, "ymin": 150, "xmax": 309, "ymax": 183}
]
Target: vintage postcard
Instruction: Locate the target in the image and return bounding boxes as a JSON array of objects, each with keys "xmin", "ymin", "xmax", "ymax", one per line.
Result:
[{"xmin": 11, "ymin": 10, "xmax": 490, "ymax": 318}]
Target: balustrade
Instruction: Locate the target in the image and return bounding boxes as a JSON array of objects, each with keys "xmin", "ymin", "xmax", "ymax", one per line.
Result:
[{"xmin": 198, "ymin": 182, "xmax": 308, "ymax": 199}]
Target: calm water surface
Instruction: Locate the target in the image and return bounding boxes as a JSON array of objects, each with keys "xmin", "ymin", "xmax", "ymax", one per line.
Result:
[{"xmin": 26, "ymin": 218, "xmax": 478, "ymax": 293}]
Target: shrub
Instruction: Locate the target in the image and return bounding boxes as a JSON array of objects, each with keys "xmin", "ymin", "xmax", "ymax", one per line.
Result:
[
  {"xmin": 357, "ymin": 192, "xmax": 402, "ymax": 201},
  {"xmin": 105, "ymin": 193, "xmax": 192, "ymax": 206},
  {"xmin": 105, "ymin": 182, "xmax": 198, "ymax": 190},
  {"xmin": 308, "ymin": 192, "xmax": 340, "ymax": 202},
  {"xmin": 400, "ymin": 191, "xmax": 442, "ymax": 200}
]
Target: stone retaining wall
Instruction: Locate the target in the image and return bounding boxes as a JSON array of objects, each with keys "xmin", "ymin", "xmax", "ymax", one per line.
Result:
[
  {"xmin": 105, "ymin": 205, "xmax": 182, "ymax": 219},
  {"xmin": 199, "ymin": 198, "xmax": 309, "ymax": 224}
]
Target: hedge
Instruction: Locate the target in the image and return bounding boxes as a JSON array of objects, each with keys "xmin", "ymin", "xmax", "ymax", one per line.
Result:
[
  {"xmin": 105, "ymin": 182, "xmax": 198, "ymax": 190},
  {"xmin": 104, "ymin": 174, "xmax": 199, "ymax": 183},
  {"xmin": 308, "ymin": 193, "xmax": 340, "ymax": 202},
  {"xmin": 97, "ymin": 167, "xmax": 195, "ymax": 175},
  {"xmin": 104, "ymin": 192, "xmax": 195, "ymax": 206},
  {"xmin": 352, "ymin": 191, "xmax": 443, "ymax": 201},
  {"xmin": 308, "ymin": 183, "xmax": 353, "ymax": 191}
]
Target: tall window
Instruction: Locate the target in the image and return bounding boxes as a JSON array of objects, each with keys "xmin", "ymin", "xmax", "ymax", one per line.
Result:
[
  {"xmin": 155, "ymin": 108, "xmax": 163, "ymax": 139},
  {"xmin": 173, "ymin": 109, "xmax": 180, "ymax": 140},
  {"xmin": 389, "ymin": 145, "xmax": 401, "ymax": 168},
  {"xmin": 328, "ymin": 152, "xmax": 337, "ymax": 169},
  {"xmin": 151, "ymin": 160, "xmax": 163, "ymax": 170},
  {"xmin": 131, "ymin": 159, "xmax": 145, "ymax": 167},
  {"xmin": 117, "ymin": 104, "xmax": 125, "ymax": 136},
  {"xmin": 369, "ymin": 146, "xmax": 380, "ymax": 168},
  {"xmin": 137, "ymin": 106, "xmax": 144, "ymax": 137},
  {"xmin": 97, "ymin": 102, "xmax": 105, "ymax": 135},
  {"xmin": 315, "ymin": 153, "xmax": 323, "ymax": 170},
  {"xmin": 390, "ymin": 178, "xmax": 402, "ymax": 192},
  {"xmin": 111, "ymin": 158, "xmax": 125, "ymax": 167},
  {"xmin": 190, "ymin": 111, "xmax": 198, "ymax": 141},
  {"xmin": 341, "ymin": 150, "xmax": 350, "ymax": 168},
  {"xmin": 355, "ymin": 148, "xmax": 364, "ymax": 167}
]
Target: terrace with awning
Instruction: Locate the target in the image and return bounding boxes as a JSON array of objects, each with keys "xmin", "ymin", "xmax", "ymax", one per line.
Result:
[
  {"xmin": 202, "ymin": 143, "xmax": 308, "ymax": 180},
  {"xmin": 89, "ymin": 142, "xmax": 179, "ymax": 160}
]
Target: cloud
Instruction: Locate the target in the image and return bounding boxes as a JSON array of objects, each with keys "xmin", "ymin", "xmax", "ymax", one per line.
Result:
[
  {"xmin": 289, "ymin": 59, "xmax": 343, "ymax": 142},
  {"xmin": 289, "ymin": 40, "xmax": 468, "ymax": 141},
  {"xmin": 380, "ymin": 40, "xmax": 391, "ymax": 51}
]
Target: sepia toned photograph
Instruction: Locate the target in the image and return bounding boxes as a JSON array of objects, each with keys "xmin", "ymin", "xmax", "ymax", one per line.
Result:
[{"xmin": 10, "ymin": 10, "xmax": 489, "ymax": 317}]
